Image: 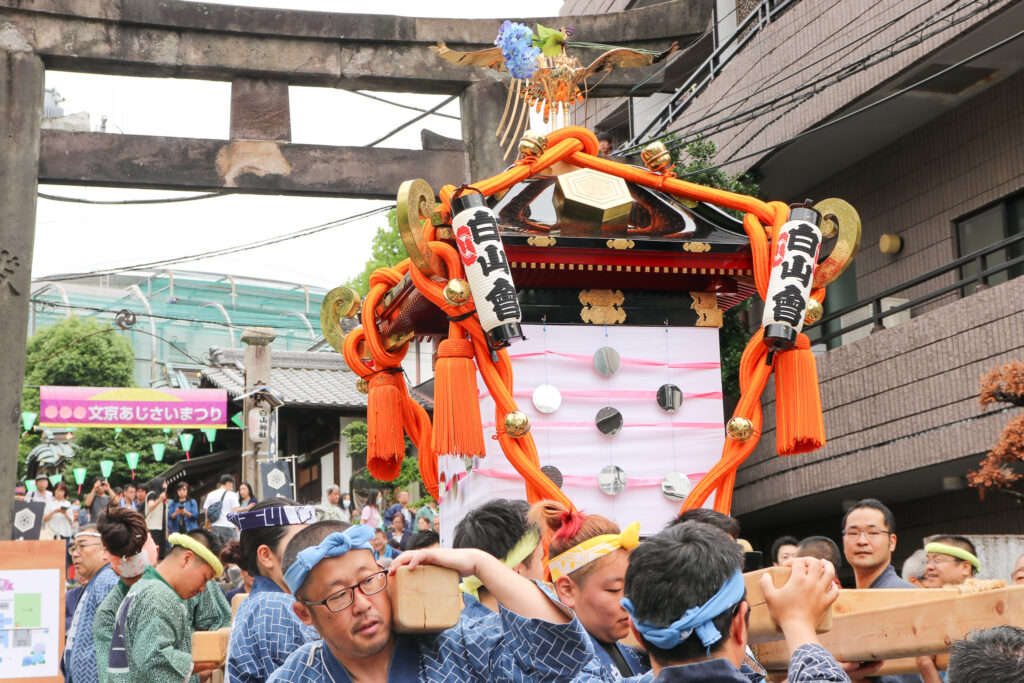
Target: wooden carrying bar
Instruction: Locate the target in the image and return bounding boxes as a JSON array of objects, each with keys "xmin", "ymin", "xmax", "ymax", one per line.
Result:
[
  {"xmin": 744, "ymin": 567, "xmax": 833, "ymax": 644},
  {"xmin": 754, "ymin": 585, "xmax": 1024, "ymax": 671}
]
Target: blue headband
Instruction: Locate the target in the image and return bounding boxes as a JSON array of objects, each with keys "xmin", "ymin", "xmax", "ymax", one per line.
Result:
[
  {"xmin": 622, "ymin": 569, "xmax": 745, "ymax": 650},
  {"xmin": 283, "ymin": 526, "xmax": 376, "ymax": 594}
]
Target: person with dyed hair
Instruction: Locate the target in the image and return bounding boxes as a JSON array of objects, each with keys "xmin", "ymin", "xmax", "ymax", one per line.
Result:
[
  {"xmin": 107, "ymin": 529, "xmax": 224, "ymax": 683},
  {"xmin": 267, "ymin": 520, "xmax": 598, "ymax": 682},
  {"xmin": 222, "ymin": 499, "xmax": 319, "ymax": 683},
  {"xmin": 531, "ymin": 500, "xmax": 649, "ymax": 679}
]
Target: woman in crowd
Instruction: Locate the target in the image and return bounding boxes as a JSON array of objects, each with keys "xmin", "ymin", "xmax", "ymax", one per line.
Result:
[
  {"xmin": 237, "ymin": 482, "xmax": 257, "ymax": 511},
  {"xmin": 44, "ymin": 481, "xmax": 75, "ymax": 564},
  {"xmin": 339, "ymin": 492, "xmax": 353, "ymax": 523},
  {"xmin": 360, "ymin": 488, "xmax": 382, "ymax": 530},
  {"xmin": 530, "ymin": 500, "xmax": 649, "ymax": 679},
  {"xmin": 223, "ymin": 498, "xmax": 318, "ymax": 683},
  {"xmin": 93, "ymin": 507, "xmax": 157, "ymax": 683},
  {"xmin": 167, "ymin": 481, "xmax": 198, "ymax": 534}
]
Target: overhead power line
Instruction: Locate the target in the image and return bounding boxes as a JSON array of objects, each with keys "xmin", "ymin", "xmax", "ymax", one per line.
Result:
[
  {"xmin": 665, "ymin": 26, "xmax": 1024, "ymax": 176},
  {"xmin": 42, "ymin": 204, "xmax": 394, "ymax": 283},
  {"xmin": 621, "ymin": 0, "xmax": 996, "ymax": 153},
  {"xmin": 38, "ymin": 191, "xmax": 230, "ymax": 205}
]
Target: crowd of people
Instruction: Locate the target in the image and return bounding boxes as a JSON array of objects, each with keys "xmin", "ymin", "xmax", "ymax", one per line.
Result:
[{"xmin": 55, "ymin": 485, "xmax": 1024, "ymax": 683}]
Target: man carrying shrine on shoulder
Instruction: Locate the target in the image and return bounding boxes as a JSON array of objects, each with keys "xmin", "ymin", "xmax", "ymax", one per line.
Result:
[{"xmin": 268, "ymin": 521, "xmax": 599, "ymax": 682}]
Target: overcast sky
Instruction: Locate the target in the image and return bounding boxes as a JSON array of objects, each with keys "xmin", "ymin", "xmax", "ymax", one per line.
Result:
[{"xmin": 35, "ymin": 0, "xmax": 563, "ymax": 290}]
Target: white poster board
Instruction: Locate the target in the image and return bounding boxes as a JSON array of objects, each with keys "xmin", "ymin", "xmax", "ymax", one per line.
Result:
[{"xmin": 0, "ymin": 569, "xmax": 61, "ymax": 679}]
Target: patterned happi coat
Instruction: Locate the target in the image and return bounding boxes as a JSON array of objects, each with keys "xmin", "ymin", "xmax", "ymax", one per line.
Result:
[
  {"xmin": 267, "ymin": 588, "xmax": 595, "ymax": 682},
  {"xmin": 226, "ymin": 576, "xmax": 319, "ymax": 683},
  {"xmin": 107, "ymin": 566, "xmax": 192, "ymax": 683},
  {"xmin": 63, "ymin": 565, "xmax": 119, "ymax": 683}
]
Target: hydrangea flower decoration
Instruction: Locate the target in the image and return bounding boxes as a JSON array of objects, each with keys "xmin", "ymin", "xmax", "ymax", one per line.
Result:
[{"xmin": 494, "ymin": 21, "xmax": 540, "ymax": 80}]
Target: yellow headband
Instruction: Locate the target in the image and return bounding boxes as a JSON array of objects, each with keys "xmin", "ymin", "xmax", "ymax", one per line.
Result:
[
  {"xmin": 925, "ymin": 542, "xmax": 980, "ymax": 570},
  {"xmin": 168, "ymin": 533, "xmax": 224, "ymax": 576},
  {"xmin": 547, "ymin": 522, "xmax": 640, "ymax": 582},
  {"xmin": 460, "ymin": 529, "xmax": 542, "ymax": 600}
]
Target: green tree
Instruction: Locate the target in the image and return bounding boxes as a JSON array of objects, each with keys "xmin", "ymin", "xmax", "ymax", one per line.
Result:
[
  {"xmin": 344, "ymin": 209, "xmax": 406, "ymax": 295},
  {"xmin": 341, "ymin": 421, "xmax": 427, "ymax": 498},
  {"xmin": 660, "ymin": 136, "xmax": 762, "ymax": 400},
  {"xmin": 19, "ymin": 316, "xmax": 188, "ymax": 488},
  {"xmin": 661, "ymin": 135, "xmax": 761, "ymax": 214}
]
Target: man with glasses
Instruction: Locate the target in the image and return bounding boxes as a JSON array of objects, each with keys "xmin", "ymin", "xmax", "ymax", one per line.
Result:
[
  {"xmin": 62, "ymin": 525, "xmax": 119, "ymax": 683},
  {"xmin": 920, "ymin": 535, "xmax": 979, "ymax": 588},
  {"xmin": 268, "ymin": 521, "xmax": 599, "ymax": 682},
  {"xmin": 840, "ymin": 499, "xmax": 922, "ymax": 682},
  {"xmin": 841, "ymin": 498, "xmax": 914, "ymax": 590}
]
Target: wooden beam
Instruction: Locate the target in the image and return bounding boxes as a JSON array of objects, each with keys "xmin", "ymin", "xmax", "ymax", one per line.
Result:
[
  {"xmin": 0, "ymin": 0, "xmax": 711, "ymax": 95},
  {"xmin": 745, "ymin": 568, "xmax": 833, "ymax": 644},
  {"xmin": 38, "ymin": 130, "xmax": 464, "ymax": 200},
  {"xmin": 754, "ymin": 585, "xmax": 1024, "ymax": 670}
]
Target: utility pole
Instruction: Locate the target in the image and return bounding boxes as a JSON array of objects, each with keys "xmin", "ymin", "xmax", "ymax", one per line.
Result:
[
  {"xmin": 241, "ymin": 327, "xmax": 276, "ymax": 498},
  {"xmin": 0, "ymin": 51, "xmax": 45, "ymax": 540}
]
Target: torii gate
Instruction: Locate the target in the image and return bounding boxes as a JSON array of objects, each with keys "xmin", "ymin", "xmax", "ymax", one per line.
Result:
[{"xmin": 0, "ymin": 0, "xmax": 711, "ymax": 537}]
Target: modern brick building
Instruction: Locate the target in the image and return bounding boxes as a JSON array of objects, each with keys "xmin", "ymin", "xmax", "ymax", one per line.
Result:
[{"xmin": 563, "ymin": 0, "xmax": 1024, "ymax": 578}]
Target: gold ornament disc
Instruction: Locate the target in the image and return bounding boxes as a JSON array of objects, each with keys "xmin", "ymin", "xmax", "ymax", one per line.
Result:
[
  {"xmin": 804, "ymin": 298, "xmax": 824, "ymax": 325},
  {"xmin": 726, "ymin": 416, "xmax": 754, "ymax": 442},
  {"xmin": 443, "ymin": 279, "xmax": 471, "ymax": 306},
  {"xmin": 503, "ymin": 411, "xmax": 531, "ymax": 438}
]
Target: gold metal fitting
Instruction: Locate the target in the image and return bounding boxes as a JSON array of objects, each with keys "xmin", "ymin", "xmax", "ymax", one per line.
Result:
[
  {"xmin": 804, "ymin": 298, "xmax": 824, "ymax": 326},
  {"xmin": 356, "ymin": 378, "xmax": 369, "ymax": 395},
  {"xmin": 641, "ymin": 141, "xmax": 673, "ymax": 173},
  {"xmin": 503, "ymin": 411, "xmax": 531, "ymax": 438},
  {"xmin": 726, "ymin": 417, "xmax": 754, "ymax": 442},
  {"xmin": 518, "ymin": 130, "xmax": 549, "ymax": 159},
  {"xmin": 443, "ymin": 279, "xmax": 471, "ymax": 306}
]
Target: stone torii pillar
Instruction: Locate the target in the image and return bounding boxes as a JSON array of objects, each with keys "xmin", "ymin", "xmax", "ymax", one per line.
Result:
[{"xmin": 0, "ymin": 50, "xmax": 44, "ymax": 540}]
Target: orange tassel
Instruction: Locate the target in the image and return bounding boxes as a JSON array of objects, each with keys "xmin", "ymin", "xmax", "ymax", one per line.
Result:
[
  {"xmin": 431, "ymin": 337, "xmax": 486, "ymax": 458},
  {"xmin": 367, "ymin": 372, "xmax": 406, "ymax": 480},
  {"xmin": 774, "ymin": 334, "xmax": 825, "ymax": 455}
]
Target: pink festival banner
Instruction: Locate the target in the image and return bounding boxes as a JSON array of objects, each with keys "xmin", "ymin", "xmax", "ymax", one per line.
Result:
[{"xmin": 40, "ymin": 386, "xmax": 228, "ymax": 429}]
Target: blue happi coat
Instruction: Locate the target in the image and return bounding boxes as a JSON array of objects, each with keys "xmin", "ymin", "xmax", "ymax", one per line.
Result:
[
  {"xmin": 63, "ymin": 565, "xmax": 119, "ymax": 683},
  {"xmin": 267, "ymin": 587, "xmax": 595, "ymax": 682},
  {"xmin": 226, "ymin": 576, "xmax": 320, "ymax": 683},
  {"xmin": 588, "ymin": 633, "xmax": 649, "ymax": 679},
  {"xmin": 599, "ymin": 644, "xmax": 848, "ymax": 683}
]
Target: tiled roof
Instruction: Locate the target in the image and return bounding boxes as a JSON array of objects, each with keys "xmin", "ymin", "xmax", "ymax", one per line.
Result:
[{"xmin": 201, "ymin": 346, "xmax": 431, "ymax": 411}]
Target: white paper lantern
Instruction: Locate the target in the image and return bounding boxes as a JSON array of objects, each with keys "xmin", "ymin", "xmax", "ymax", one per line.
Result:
[
  {"xmin": 450, "ymin": 192, "xmax": 524, "ymax": 348},
  {"xmin": 761, "ymin": 210, "xmax": 822, "ymax": 349}
]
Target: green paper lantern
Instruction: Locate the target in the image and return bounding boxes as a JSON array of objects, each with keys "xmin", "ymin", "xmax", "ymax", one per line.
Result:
[
  {"xmin": 230, "ymin": 412, "xmax": 244, "ymax": 429},
  {"xmin": 25, "ymin": 480, "xmax": 36, "ymax": 492},
  {"xmin": 179, "ymin": 433, "xmax": 194, "ymax": 460},
  {"xmin": 125, "ymin": 452, "xmax": 140, "ymax": 478},
  {"xmin": 152, "ymin": 443, "xmax": 166, "ymax": 462},
  {"xmin": 201, "ymin": 428, "xmax": 217, "ymax": 451},
  {"xmin": 49, "ymin": 474, "xmax": 63, "ymax": 485},
  {"xmin": 73, "ymin": 466, "xmax": 88, "ymax": 494},
  {"xmin": 100, "ymin": 460, "xmax": 114, "ymax": 478},
  {"xmin": 21, "ymin": 411, "xmax": 37, "ymax": 432}
]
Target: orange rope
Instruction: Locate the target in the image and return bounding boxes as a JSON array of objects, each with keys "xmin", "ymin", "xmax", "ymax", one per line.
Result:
[
  {"xmin": 408, "ymin": 239, "xmax": 575, "ymax": 510},
  {"xmin": 353, "ymin": 125, "xmax": 827, "ymax": 516}
]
